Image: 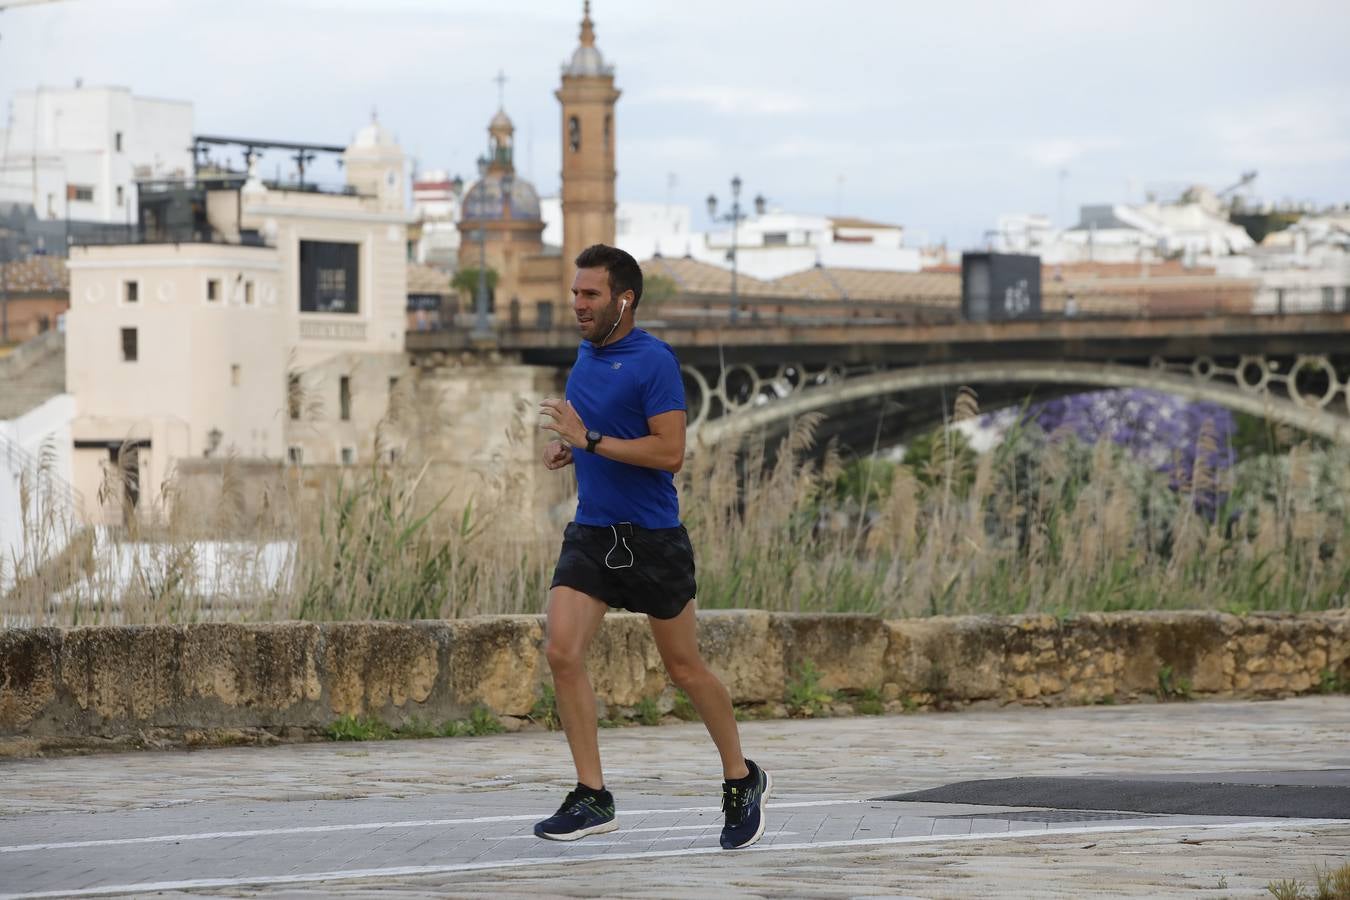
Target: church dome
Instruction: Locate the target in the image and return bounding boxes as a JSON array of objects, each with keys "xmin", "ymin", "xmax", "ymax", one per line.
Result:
[
  {"xmin": 460, "ymin": 172, "xmax": 541, "ymax": 223},
  {"xmin": 489, "ymin": 108, "xmax": 514, "ymax": 132},
  {"xmin": 563, "ymin": 1, "xmax": 613, "ymax": 77},
  {"xmin": 566, "ymin": 44, "xmax": 610, "ymax": 77},
  {"xmin": 351, "ymin": 118, "xmax": 397, "ymax": 149}
]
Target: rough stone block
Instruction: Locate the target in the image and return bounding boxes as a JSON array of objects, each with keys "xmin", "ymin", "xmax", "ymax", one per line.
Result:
[
  {"xmin": 777, "ymin": 613, "xmax": 887, "ymax": 693},
  {"xmin": 322, "ymin": 621, "xmax": 442, "ymax": 718},
  {"xmin": 448, "ymin": 615, "xmax": 544, "ymax": 717},
  {"xmin": 698, "ymin": 610, "xmax": 784, "ymax": 703},
  {"xmin": 0, "ymin": 628, "xmax": 60, "ymax": 730}
]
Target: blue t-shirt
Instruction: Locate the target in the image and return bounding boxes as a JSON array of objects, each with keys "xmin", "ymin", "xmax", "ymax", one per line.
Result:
[{"xmin": 566, "ymin": 328, "xmax": 685, "ymax": 528}]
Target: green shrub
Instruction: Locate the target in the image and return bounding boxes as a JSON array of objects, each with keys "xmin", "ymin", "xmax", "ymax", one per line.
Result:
[
  {"xmin": 325, "ymin": 714, "xmax": 393, "ymax": 741},
  {"xmin": 785, "ymin": 660, "xmax": 834, "ymax": 717},
  {"xmin": 1156, "ymin": 665, "xmax": 1192, "ymax": 701}
]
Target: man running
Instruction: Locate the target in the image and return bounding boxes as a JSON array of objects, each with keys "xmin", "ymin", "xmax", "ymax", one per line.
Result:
[{"xmin": 535, "ymin": 243, "xmax": 770, "ymax": 850}]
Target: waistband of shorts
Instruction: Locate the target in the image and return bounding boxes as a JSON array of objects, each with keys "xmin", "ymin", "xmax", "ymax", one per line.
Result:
[{"xmin": 569, "ymin": 521, "xmax": 685, "ymax": 538}]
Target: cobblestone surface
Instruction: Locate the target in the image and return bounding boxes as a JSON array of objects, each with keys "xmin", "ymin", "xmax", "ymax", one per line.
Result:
[{"xmin": 1, "ymin": 696, "xmax": 1348, "ymax": 898}]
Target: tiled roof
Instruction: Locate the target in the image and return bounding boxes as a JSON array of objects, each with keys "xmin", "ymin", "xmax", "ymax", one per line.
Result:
[
  {"xmin": 642, "ymin": 256, "xmax": 815, "ymax": 299},
  {"xmin": 407, "ymin": 262, "xmax": 453, "ymax": 294},
  {"xmin": 828, "ymin": 216, "xmax": 901, "ymax": 230},
  {"xmin": 0, "ymin": 256, "xmax": 69, "ymax": 294},
  {"xmin": 773, "ymin": 267, "xmax": 960, "ymax": 304}
]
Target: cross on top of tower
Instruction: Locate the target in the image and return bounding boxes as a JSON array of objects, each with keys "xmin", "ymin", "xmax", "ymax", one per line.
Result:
[{"xmin": 494, "ymin": 70, "xmax": 507, "ymax": 108}]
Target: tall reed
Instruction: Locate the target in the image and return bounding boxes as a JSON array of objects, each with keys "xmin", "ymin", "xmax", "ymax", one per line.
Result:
[{"xmin": 5, "ymin": 395, "xmax": 1346, "ymax": 625}]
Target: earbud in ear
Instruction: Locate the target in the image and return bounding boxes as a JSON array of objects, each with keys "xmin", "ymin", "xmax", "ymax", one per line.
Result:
[{"xmin": 620, "ymin": 298, "xmax": 629, "ymax": 314}]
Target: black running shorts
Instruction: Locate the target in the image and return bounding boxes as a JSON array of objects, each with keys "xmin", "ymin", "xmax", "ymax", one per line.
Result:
[{"xmin": 550, "ymin": 522, "xmax": 697, "ymax": 619}]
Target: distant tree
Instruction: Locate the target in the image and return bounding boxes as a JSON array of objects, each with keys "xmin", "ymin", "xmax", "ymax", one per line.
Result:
[
  {"xmin": 641, "ymin": 273, "xmax": 679, "ymax": 308},
  {"xmin": 451, "ymin": 267, "xmax": 499, "ymax": 296}
]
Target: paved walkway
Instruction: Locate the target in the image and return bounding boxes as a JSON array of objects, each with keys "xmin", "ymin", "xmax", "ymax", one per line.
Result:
[{"xmin": 2, "ymin": 696, "xmax": 1348, "ymax": 898}]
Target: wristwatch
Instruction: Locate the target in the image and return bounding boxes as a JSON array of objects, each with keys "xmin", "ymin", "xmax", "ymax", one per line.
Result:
[{"xmin": 585, "ymin": 429, "xmax": 603, "ymax": 453}]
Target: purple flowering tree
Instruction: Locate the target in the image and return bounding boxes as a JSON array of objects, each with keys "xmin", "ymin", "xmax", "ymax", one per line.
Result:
[{"xmin": 1028, "ymin": 389, "xmax": 1236, "ymax": 516}]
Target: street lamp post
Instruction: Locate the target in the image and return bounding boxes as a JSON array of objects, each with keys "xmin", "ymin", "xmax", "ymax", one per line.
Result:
[
  {"xmin": 472, "ymin": 226, "xmax": 490, "ymax": 339},
  {"xmin": 706, "ymin": 175, "xmax": 765, "ymax": 324}
]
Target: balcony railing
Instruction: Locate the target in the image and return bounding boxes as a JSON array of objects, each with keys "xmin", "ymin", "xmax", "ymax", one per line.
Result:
[{"xmin": 69, "ymin": 225, "xmax": 269, "ymax": 248}]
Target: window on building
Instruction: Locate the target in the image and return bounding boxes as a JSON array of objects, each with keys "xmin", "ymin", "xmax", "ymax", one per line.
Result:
[
  {"xmin": 340, "ymin": 447, "xmax": 356, "ymax": 466},
  {"xmin": 116, "ymin": 185, "xmax": 124, "ymax": 207},
  {"xmin": 763, "ymin": 232, "xmax": 789, "ymax": 246},
  {"xmin": 1323, "ymin": 286, "xmax": 1336, "ymax": 312},
  {"xmin": 339, "ymin": 375, "xmax": 352, "ymax": 421},
  {"xmin": 121, "ymin": 327, "xmax": 138, "ymax": 362},
  {"xmin": 287, "ymin": 446, "xmax": 303, "ymax": 465},
  {"xmin": 231, "ymin": 364, "xmax": 241, "ymax": 387},
  {"xmin": 299, "ymin": 240, "xmax": 360, "ymax": 313},
  {"xmin": 115, "ymin": 131, "xmax": 123, "ymax": 153},
  {"xmin": 68, "ymin": 184, "xmax": 94, "ymax": 202},
  {"xmin": 244, "ymin": 281, "xmax": 255, "ymax": 305},
  {"xmin": 207, "ymin": 278, "xmax": 220, "ymax": 302},
  {"xmin": 568, "ymin": 116, "xmax": 580, "ymax": 152},
  {"xmin": 288, "ymin": 374, "xmax": 301, "ymax": 420},
  {"xmin": 124, "ymin": 280, "xmax": 139, "ymax": 303}
]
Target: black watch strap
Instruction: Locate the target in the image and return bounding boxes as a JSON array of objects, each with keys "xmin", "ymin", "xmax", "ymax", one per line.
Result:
[{"xmin": 585, "ymin": 430, "xmax": 602, "ymax": 453}]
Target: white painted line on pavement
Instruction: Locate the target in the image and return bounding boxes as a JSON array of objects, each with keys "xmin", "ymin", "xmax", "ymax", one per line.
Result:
[
  {"xmin": 493, "ymin": 823, "xmax": 734, "ymax": 840},
  {"xmin": 0, "ymin": 798, "xmax": 863, "ymax": 854},
  {"xmin": 0, "ymin": 818, "xmax": 1338, "ymax": 900}
]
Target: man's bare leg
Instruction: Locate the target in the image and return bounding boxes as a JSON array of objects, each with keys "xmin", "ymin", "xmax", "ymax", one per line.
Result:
[
  {"xmin": 544, "ymin": 586, "xmax": 610, "ymax": 790},
  {"xmin": 648, "ymin": 600, "xmax": 750, "ymax": 781}
]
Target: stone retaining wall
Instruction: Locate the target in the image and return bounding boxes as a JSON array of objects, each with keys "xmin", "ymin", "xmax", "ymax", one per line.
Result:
[{"xmin": 2, "ymin": 610, "xmax": 1347, "ymax": 756}]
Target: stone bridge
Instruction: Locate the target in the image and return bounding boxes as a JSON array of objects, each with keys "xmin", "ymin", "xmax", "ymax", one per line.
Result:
[{"xmin": 407, "ymin": 311, "xmax": 1350, "ymax": 454}]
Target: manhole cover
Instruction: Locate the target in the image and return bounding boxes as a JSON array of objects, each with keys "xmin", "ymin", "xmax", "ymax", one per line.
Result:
[{"xmin": 944, "ymin": 810, "xmax": 1161, "ymax": 824}]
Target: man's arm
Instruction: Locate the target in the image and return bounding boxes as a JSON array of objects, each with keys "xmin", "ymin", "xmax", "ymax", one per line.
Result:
[{"xmin": 538, "ymin": 399, "xmax": 685, "ymax": 474}]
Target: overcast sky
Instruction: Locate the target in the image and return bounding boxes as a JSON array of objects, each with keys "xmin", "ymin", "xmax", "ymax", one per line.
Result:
[{"xmin": 3, "ymin": 0, "xmax": 1348, "ymax": 247}]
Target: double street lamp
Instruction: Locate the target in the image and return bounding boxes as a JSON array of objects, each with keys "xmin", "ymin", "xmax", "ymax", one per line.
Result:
[{"xmin": 706, "ymin": 175, "xmax": 765, "ymax": 324}]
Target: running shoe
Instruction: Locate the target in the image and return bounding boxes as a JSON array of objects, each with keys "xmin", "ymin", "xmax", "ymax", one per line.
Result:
[
  {"xmin": 720, "ymin": 759, "xmax": 772, "ymax": 849},
  {"xmin": 533, "ymin": 785, "xmax": 618, "ymax": 841}
]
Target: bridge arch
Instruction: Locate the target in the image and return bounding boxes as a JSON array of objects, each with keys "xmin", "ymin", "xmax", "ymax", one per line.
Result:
[{"xmin": 689, "ymin": 360, "xmax": 1350, "ymax": 450}]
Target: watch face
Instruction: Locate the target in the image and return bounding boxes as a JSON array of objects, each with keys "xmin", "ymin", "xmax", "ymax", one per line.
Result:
[{"xmin": 587, "ymin": 430, "xmax": 602, "ymax": 443}]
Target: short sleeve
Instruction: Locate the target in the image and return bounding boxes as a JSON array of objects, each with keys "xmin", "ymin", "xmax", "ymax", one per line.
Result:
[{"xmin": 641, "ymin": 345, "xmax": 685, "ymax": 418}]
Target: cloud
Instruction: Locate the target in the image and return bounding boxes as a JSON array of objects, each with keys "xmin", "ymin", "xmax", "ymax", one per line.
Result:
[
  {"xmin": 619, "ymin": 136, "xmax": 721, "ymax": 164},
  {"xmin": 1210, "ymin": 93, "xmax": 1350, "ymax": 166},
  {"xmin": 1020, "ymin": 138, "xmax": 1124, "ymax": 169},
  {"xmin": 641, "ymin": 86, "xmax": 812, "ymax": 116}
]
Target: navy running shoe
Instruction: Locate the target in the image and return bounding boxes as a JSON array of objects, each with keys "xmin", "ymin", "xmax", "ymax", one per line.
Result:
[
  {"xmin": 533, "ymin": 785, "xmax": 618, "ymax": 841},
  {"xmin": 720, "ymin": 760, "xmax": 772, "ymax": 849}
]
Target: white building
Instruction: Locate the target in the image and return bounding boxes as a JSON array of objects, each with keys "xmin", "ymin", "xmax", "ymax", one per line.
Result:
[
  {"xmin": 700, "ymin": 212, "xmax": 918, "ymax": 280},
  {"xmin": 0, "ymin": 84, "xmax": 193, "ymax": 224},
  {"xmin": 63, "ymin": 119, "xmax": 412, "ymax": 525},
  {"xmin": 541, "ymin": 198, "xmax": 918, "ymax": 280},
  {"xmin": 411, "ymin": 169, "xmax": 463, "ymax": 268},
  {"xmin": 1215, "ymin": 210, "xmax": 1350, "ymax": 314},
  {"xmin": 996, "ymin": 188, "xmax": 1254, "ymax": 265}
]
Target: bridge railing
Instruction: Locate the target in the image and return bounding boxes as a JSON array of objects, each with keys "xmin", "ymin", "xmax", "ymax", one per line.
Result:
[{"xmin": 404, "ymin": 282, "xmax": 1348, "ymax": 340}]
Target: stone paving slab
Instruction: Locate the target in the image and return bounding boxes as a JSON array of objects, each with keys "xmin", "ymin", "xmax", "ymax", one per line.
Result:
[{"xmin": 1, "ymin": 697, "xmax": 1349, "ymax": 898}]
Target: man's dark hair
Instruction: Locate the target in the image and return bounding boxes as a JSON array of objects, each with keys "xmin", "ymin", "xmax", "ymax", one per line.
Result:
[{"xmin": 575, "ymin": 243, "xmax": 644, "ymax": 308}]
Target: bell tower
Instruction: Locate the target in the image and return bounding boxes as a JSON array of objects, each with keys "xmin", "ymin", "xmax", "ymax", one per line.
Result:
[{"xmin": 556, "ymin": 1, "xmax": 619, "ymax": 299}]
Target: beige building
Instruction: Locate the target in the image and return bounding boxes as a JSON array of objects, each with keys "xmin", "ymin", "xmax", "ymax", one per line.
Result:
[
  {"xmin": 64, "ymin": 120, "xmax": 411, "ymax": 524},
  {"xmin": 556, "ymin": 0, "xmax": 620, "ymax": 301},
  {"xmin": 454, "ymin": 2, "xmax": 620, "ymax": 327}
]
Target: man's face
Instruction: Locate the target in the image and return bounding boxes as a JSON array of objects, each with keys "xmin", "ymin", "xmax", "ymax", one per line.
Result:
[{"xmin": 571, "ymin": 266, "xmax": 621, "ymax": 342}]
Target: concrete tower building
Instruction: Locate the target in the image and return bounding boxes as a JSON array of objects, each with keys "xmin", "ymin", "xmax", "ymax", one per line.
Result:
[{"xmin": 556, "ymin": 1, "xmax": 619, "ymax": 297}]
